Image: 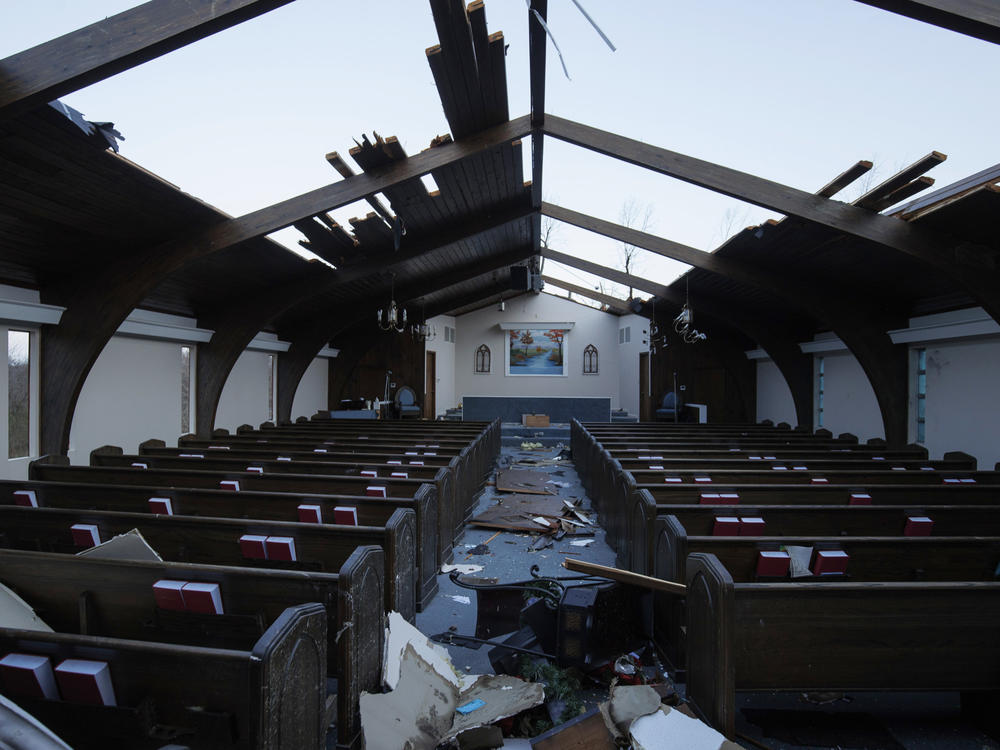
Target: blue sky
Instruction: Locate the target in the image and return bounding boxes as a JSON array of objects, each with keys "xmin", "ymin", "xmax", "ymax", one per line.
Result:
[{"xmin": 3, "ymin": 1, "xmax": 998, "ymax": 302}]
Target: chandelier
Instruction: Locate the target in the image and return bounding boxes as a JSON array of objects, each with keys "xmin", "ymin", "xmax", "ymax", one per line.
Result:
[
  {"xmin": 672, "ymin": 280, "xmax": 707, "ymax": 344},
  {"xmin": 376, "ymin": 273, "xmax": 407, "ymax": 333},
  {"xmin": 410, "ymin": 301, "xmax": 437, "ymax": 342}
]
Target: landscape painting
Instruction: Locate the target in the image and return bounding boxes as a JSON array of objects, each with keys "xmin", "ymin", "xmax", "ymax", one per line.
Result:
[{"xmin": 507, "ymin": 328, "xmax": 566, "ymax": 376}]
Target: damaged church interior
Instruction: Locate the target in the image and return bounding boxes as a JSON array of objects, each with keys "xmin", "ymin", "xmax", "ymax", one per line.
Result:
[{"xmin": 0, "ymin": 0, "xmax": 999, "ymax": 748}]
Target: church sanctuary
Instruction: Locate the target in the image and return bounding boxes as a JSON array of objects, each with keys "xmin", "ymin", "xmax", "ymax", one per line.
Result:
[{"xmin": 0, "ymin": 1, "xmax": 998, "ymax": 748}]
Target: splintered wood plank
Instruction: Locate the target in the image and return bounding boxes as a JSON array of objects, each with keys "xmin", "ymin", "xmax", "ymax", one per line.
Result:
[
  {"xmin": 815, "ymin": 160, "xmax": 873, "ymax": 199},
  {"xmin": 854, "ymin": 151, "xmax": 947, "ymax": 210},
  {"xmin": 496, "ymin": 469, "xmax": 555, "ymax": 494}
]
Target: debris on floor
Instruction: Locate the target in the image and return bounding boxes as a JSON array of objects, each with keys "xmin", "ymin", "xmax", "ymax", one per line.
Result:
[
  {"xmin": 360, "ymin": 612, "xmax": 545, "ymax": 749},
  {"xmin": 470, "ymin": 494, "xmax": 594, "ymax": 536},
  {"xmin": 496, "ymin": 469, "xmax": 555, "ymax": 495}
]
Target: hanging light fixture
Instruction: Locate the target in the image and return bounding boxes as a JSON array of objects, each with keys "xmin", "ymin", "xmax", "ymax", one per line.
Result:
[
  {"xmin": 410, "ymin": 300, "xmax": 437, "ymax": 342},
  {"xmin": 376, "ymin": 273, "xmax": 407, "ymax": 333},
  {"xmin": 672, "ymin": 279, "xmax": 708, "ymax": 344}
]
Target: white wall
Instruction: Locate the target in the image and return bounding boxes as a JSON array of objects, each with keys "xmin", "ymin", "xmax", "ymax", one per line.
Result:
[
  {"xmin": 426, "ymin": 315, "xmax": 457, "ymax": 414},
  {"xmin": 816, "ymin": 351, "xmax": 884, "ymax": 441},
  {"xmin": 68, "ymin": 336, "xmax": 190, "ymax": 463},
  {"xmin": 919, "ymin": 336, "xmax": 1000, "ymax": 468},
  {"xmin": 617, "ymin": 313, "xmax": 647, "ymax": 417},
  {"xmin": 216, "ymin": 350, "xmax": 273, "ymax": 432},
  {"xmin": 291, "ymin": 357, "xmax": 329, "ymax": 421},
  {"xmin": 454, "ymin": 293, "xmax": 624, "ymax": 407},
  {"xmin": 755, "ymin": 359, "xmax": 797, "ymax": 427}
]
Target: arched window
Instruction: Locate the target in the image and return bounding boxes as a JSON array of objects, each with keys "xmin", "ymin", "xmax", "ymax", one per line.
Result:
[
  {"xmin": 475, "ymin": 344, "xmax": 491, "ymax": 373},
  {"xmin": 583, "ymin": 344, "xmax": 598, "ymax": 374}
]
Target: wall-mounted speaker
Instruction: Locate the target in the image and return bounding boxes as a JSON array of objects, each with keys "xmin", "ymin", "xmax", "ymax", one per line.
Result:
[{"xmin": 510, "ymin": 266, "xmax": 529, "ymax": 291}]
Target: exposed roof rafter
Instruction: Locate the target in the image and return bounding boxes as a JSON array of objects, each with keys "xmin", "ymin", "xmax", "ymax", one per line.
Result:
[{"xmin": 0, "ymin": 0, "xmax": 295, "ymax": 121}]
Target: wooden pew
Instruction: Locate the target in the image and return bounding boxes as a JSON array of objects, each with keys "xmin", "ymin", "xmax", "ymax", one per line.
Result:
[
  {"xmin": 623, "ymin": 482, "xmax": 1000, "ymax": 575},
  {"xmin": 167, "ymin": 437, "xmax": 484, "ymax": 540},
  {"xmin": 0, "ymin": 505, "xmax": 416, "ymax": 623},
  {"xmin": 92, "ymin": 445, "xmax": 459, "ymax": 576},
  {"xmin": 685, "ymin": 552, "xmax": 1000, "ymax": 739},
  {"xmin": 0, "ymin": 545, "xmax": 383, "ymax": 749},
  {"xmin": 0, "ymin": 478, "xmax": 438, "ymax": 610},
  {"xmin": 652, "ymin": 515, "xmax": 1000, "ymax": 671},
  {"xmin": 0, "ymin": 603, "xmax": 327, "ymax": 749},
  {"xmin": 30, "ymin": 456, "xmax": 452, "ymax": 572}
]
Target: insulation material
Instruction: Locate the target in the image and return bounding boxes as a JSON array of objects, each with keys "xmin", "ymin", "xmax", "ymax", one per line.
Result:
[
  {"xmin": 77, "ymin": 529, "xmax": 162, "ymax": 562},
  {"xmin": 0, "ymin": 583, "xmax": 53, "ymax": 632},
  {"xmin": 630, "ymin": 705, "xmax": 741, "ymax": 750}
]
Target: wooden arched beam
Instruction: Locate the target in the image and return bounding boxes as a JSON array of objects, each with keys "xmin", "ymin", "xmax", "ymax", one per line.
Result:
[
  {"xmin": 195, "ymin": 244, "xmax": 533, "ymax": 436},
  {"xmin": 38, "ymin": 117, "xmax": 532, "ymax": 455},
  {"xmin": 541, "ymin": 117, "xmax": 1000, "ymax": 326},
  {"xmin": 545, "ymin": 249, "xmax": 910, "ymax": 441},
  {"xmin": 634, "ymin": 296, "xmax": 814, "ymax": 429}
]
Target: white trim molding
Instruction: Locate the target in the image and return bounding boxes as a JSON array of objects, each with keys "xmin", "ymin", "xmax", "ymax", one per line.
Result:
[
  {"xmin": 316, "ymin": 346, "xmax": 340, "ymax": 358},
  {"xmin": 116, "ymin": 309, "xmax": 212, "ymax": 343},
  {"xmin": 497, "ymin": 321, "xmax": 575, "ymax": 331},
  {"xmin": 247, "ymin": 333, "xmax": 291, "ymax": 353},
  {"xmin": 0, "ymin": 298, "xmax": 64, "ymax": 327},
  {"xmin": 889, "ymin": 307, "xmax": 1000, "ymax": 345},
  {"xmin": 744, "ymin": 348, "xmax": 770, "ymax": 361},
  {"xmin": 799, "ymin": 334, "xmax": 848, "ymax": 354}
]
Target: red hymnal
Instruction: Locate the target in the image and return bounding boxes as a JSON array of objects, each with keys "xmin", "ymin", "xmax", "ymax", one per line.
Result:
[
  {"xmin": 849, "ymin": 493, "xmax": 871, "ymax": 505},
  {"xmin": 152, "ymin": 580, "xmax": 187, "ymax": 611},
  {"xmin": 71, "ymin": 524, "xmax": 100, "ymax": 547},
  {"xmin": 265, "ymin": 536, "xmax": 296, "ymax": 561},
  {"xmin": 334, "ymin": 506, "xmax": 359, "ymax": 526},
  {"xmin": 739, "ymin": 517, "xmax": 766, "ymax": 535},
  {"xmin": 366, "ymin": 486, "xmax": 387, "ymax": 498},
  {"xmin": 239, "ymin": 534, "xmax": 268, "ymax": 559},
  {"xmin": 181, "ymin": 582, "xmax": 224, "ymax": 614},
  {"xmin": 297, "ymin": 504, "xmax": 323, "ymax": 524},
  {"xmin": 148, "ymin": 497, "xmax": 173, "ymax": 515},
  {"xmin": 756, "ymin": 550, "xmax": 790, "ymax": 577},
  {"xmin": 712, "ymin": 517, "xmax": 740, "ymax": 536},
  {"xmin": 246, "ymin": 466, "xmax": 263, "ymax": 474},
  {"xmin": 219, "ymin": 480, "xmax": 240, "ymax": 492},
  {"xmin": 812, "ymin": 549, "xmax": 849, "ymax": 575},
  {"xmin": 13, "ymin": 490, "xmax": 37, "ymax": 507},
  {"xmin": 904, "ymin": 516, "xmax": 934, "ymax": 536},
  {"xmin": 54, "ymin": 659, "xmax": 116, "ymax": 706},
  {"xmin": 361, "ymin": 470, "xmax": 378, "ymax": 478},
  {"xmin": 0, "ymin": 653, "xmax": 59, "ymax": 700},
  {"xmin": 390, "ymin": 472, "xmax": 408, "ymax": 479}
]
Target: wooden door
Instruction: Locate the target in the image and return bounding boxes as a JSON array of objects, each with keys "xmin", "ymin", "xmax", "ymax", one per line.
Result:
[
  {"xmin": 424, "ymin": 351, "xmax": 436, "ymax": 419},
  {"xmin": 639, "ymin": 352, "xmax": 651, "ymax": 422}
]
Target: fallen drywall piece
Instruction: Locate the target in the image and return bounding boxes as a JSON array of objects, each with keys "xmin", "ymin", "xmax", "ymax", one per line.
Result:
[
  {"xmin": 600, "ymin": 684, "xmax": 662, "ymax": 738},
  {"xmin": 361, "ymin": 642, "xmax": 459, "ymax": 750},
  {"xmin": 0, "ymin": 582, "xmax": 53, "ymax": 632},
  {"xmin": 630, "ymin": 704, "xmax": 743, "ymax": 750},
  {"xmin": 366, "ymin": 612, "xmax": 545, "ymax": 748},
  {"xmin": 382, "ymin": 610, "xmax": 465, "ymax": 691},
  {"xmin": 0, "ymin": 695, "xmax": 72, "ymax": 749},
  {"xmin": 76, "ymin": 528, "xmax": 162, "ymax": 561},
  {"xmin": 448, "ymin": 674, "xmax": 545, "ymax": 739}
]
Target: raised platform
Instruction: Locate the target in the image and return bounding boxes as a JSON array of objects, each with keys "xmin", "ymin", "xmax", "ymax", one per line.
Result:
[{"xmin": 462, "ymin": 395, "xmax": 611, "ymax": 423}]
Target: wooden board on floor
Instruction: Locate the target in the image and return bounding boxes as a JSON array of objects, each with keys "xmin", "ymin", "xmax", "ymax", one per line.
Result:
[
  {"xmin": 496, "ymin": 469, "xmax": 555, "ymax": 494},
  {"xmin": 530, "ymin": 708, "xmax": 615, "ymax": 749}
]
